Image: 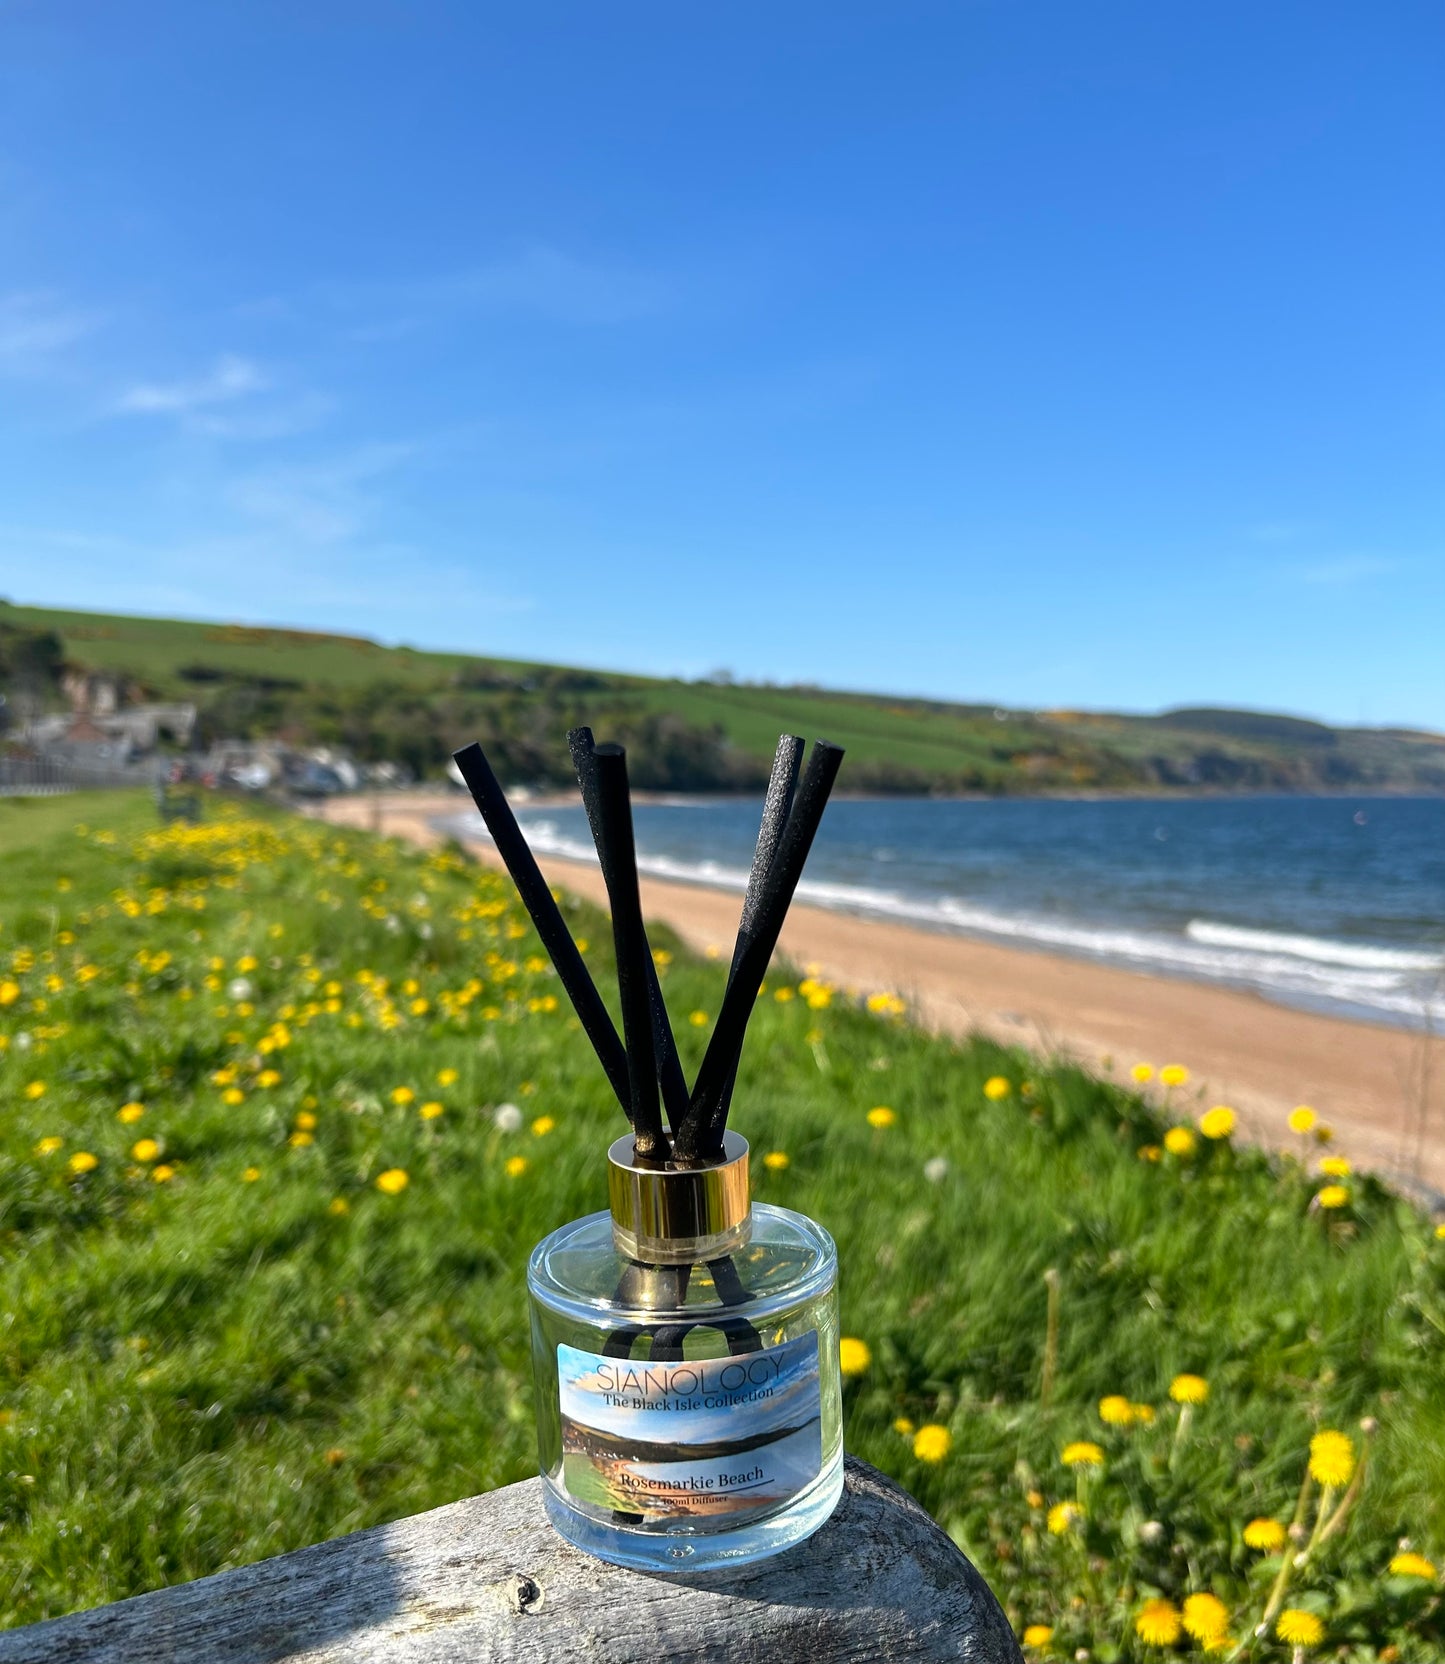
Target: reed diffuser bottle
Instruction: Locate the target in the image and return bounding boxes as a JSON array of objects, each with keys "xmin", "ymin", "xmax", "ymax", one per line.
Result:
[
  {"xmin": 528, "ymin": 1134, "xmax": 843, "ymax": 1569},
  {"xmin": 455, "ymin": 728, "xmax": 847, "ymax": 1570}
]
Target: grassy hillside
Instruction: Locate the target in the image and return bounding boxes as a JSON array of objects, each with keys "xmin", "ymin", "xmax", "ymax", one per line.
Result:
[
  {"xmin": 2, "ymin": 796, "xmax": 1443, "ymax": 1653},
  {"xmin": 4, "ymin": 600, "xmax": 1444, "ymax": 794}
]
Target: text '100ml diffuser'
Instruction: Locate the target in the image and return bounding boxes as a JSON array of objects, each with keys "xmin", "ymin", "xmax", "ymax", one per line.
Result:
[{"xmin": 454, "ymin": 731, "xmax": 845, "ymax": 1571}]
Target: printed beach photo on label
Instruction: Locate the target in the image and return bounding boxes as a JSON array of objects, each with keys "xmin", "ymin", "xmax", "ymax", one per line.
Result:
[{"xmin": 558, "ymin": 1334, "xmax": 823, "ymax": 1520}]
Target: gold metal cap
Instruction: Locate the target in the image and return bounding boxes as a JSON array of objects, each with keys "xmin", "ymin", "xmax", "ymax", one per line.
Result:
[{"xmin": 607, "ymin": 1131, "xmax": 751, "ymax": 1265}]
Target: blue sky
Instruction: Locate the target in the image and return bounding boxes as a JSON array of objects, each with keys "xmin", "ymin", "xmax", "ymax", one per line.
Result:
[{"xmin": 2, "ymin": 2, "xmax": 1441, "ymax": 726}]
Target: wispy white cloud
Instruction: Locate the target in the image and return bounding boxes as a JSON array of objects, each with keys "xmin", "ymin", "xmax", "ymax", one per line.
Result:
[
  {"xmin": 340, "ymin": 243, "xmax": 673, "ymax": 340},
  {"xmin": 0, "ymin": 523, "xmax": 533, "ymax": 633},
  {"xmin": 0, "ymin": 291, "xmax": 100, "ymax": 368},
  {"xmin": 1293, "ymin": 556, "xmax": 1400, "ymax": 586},
  {"xmin": 224, "ymin": 442, "xmax": 416, "ymax": 545},
  {"xmin": 442, "ymin": 244, "xmax": 670, "ymax": 324},
  {"xmin": 1247, "ymin": 519, "xmax": 1310, "ymax": 545},
  {"xmin": 187, "ymin": 390, "xmax": 334, "ymax": 441},
  {"xmin": 117, "ymin": 353, "xmax": 267, "ymax": 416}
]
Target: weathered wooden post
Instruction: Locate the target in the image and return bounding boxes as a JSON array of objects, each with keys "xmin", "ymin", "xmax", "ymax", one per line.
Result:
[{"xmin": 0, "ymin": 1460, "xmax": 1022, "ymax": 1662}]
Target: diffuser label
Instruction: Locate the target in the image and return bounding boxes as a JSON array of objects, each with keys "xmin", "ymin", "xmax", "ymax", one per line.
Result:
[{"xmin": 557, "ymin": 1331, "xmax": 823, "ymax": 1521}]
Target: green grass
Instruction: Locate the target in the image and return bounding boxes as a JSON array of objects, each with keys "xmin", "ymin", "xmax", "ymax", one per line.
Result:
[{"xmin": 1, "ymin": 798, "xmax": 1443, "ymax": 1656}]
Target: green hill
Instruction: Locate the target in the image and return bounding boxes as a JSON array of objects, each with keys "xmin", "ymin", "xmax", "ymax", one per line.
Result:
[{"xmin": 3, "ymin": 600, "xmax": 1443, "ymax": 794}]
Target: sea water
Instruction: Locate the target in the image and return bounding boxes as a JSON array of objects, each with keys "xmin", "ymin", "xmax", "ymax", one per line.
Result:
[{"xmin": 446, "ymin": 795, "xmax": 1445, "ymax": 1030}]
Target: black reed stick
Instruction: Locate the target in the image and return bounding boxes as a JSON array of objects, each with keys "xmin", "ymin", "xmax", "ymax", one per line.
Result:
[
  {"xmin": 717, "ymin": 733, "xmax": 804, "ymax": 1115},
  {"xmin": 736, "ymin": 734, "xmax": 804, "ymax": 949},
  {"xmin": 568, "ymin": 727, "xmax": 689, "ymax": 1137},
  {"xmin": 451, "ymin": 742, "xmax": 632, "ymax": 1116},
  {"xmin": 590, "ymin": 744, "xmax": 669, "ymax": 1160},
  {"xmin": 673, "ymin": 738, "xmax": 845, "ymax": 1160}
]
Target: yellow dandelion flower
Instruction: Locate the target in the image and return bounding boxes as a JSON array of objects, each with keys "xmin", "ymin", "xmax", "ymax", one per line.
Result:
[
  {"xmin": 839, "ymin": 1337, "xmax": 872, "ymax": 1376},
  {"xmin": 1047, "ymin": 1501, "xmax": 1081, "ymax": 1535},
  {"xmin": 913, "ymin": 1424, "xmax": 952, "ymax": 1463},
  {"xmin": 256, "ymin": 1069, "xmax": 282, "ymax": 1089},
  {"xmin": 763, "ymin": 1150, "xmax": 790, "ymax": 1171},
  {"xmin": 1319, "ymin": 1155, "xmax": 1351, "ymax": 1178},
  {"xmin": 328, "ymin": 1197, "xmax": 350, "ymax": 1216},
  {"xmin": 1243, "ymin": 1517, "xmax": 1287, "ymax": 1552},
  {"xmin": 1388, "ymin": 1552, "xmax": 1437, "ymax": 1580},
  {"xmin": 1199, "ymin": 1105, "xmax": 1235, "ymax": 1140},
  {"xmin": 531, "ymin": 1115, "xmax": 555, "ymax": 1136},
  {"xmin": 1314, "ymin": 1123, "xmax": 1334, "ymax": 1143},
  {"xmin": 1025, "ymin": 1489, "xmax": 1044, "ymax": 1508},
  {"xmin": 295, "ymin": 1110, "xmax": 318, "ymax": 1131},
  {"xmin": 1316, "ymin": 1184, "xmax": 1350, "ymax": 1210},
  {"xmin": 34, "ymin": 1135, "xmax": 64, "ymax": 1157},
  {"xmin": 24, "ymin": 1081, "xmax": 46, "ymax": 1100},
  {"xmin": 867, "ymin": 1105, "xmax": 896, "ymax": 1128},
  {"xmin": 1182, "ymin": 1592, "xmax": 1229, "ymax": 1642},
  {"xmin": 1164, "ymin": 1126, "xmax": 1196, "ymax": 1156},
  {"xmin": 1158, "ymin": 1064, "xmax": 1189, "ymax": 1087},
  {"xmin": 504, "ymin": 1155, "xmax": 528, "ymax": 1178},
  {"xmin": 437, "ymin": 1067, "xmax": 459, "ymax": 1086},
  {"xmin": 118, "ymin": 1101, "xmax": 145, "ymax": 1123},
  {"xmin": 773, "ymin": 985, "xmax": 794, "ymax": 1002},
  {"xmin": 1308, "ymin": 1429, "xmax": 1355, "ymax": 1487},
  {"xmin": 375, "ymin": 1168, "xmax": 409, "ymax": 1195},
  {"xmin": 151, "ymin": 1164, "xmax": 175, "ymax": 1183},
  {"xmin": 1099, "ymin": 1395, "xmax": 1135, "ymax": 1426},
  {"xmin": 390, "ymin": 1086, "xmax": 415, "ymax": 1106},
  {"xmin": 1169, "ymin": 1373, "xmax": 1209, "ymax": 1404},
  {"xmin": 1436, "ymin": 1222, "xmax": 1445, "ymax": 1240},
  {"xmin": 1061, "ymin": 1440, "xmax": 1105, "ymax": 1469},
  {"xmin": 688, "ymin": 1010, "xmax": 709, "ymax": 1027},
  {"xmin": 131, "ymin": 1139, "xmax": 160, "ymax": 1163},
  {"xmin": 893, "ymin": 1417, "xmax": 915, "ymax": 1435},
  {"xmin": 1135, "ymin": 1599, "xmax": 1182, "ymax": 1646},
  {"xmin": 0, "ymin": 979, "xmax": 19, "ymax": 1006},
  {"xmin": 1131, "ymin": 1402, "xmax": 1156, "ymax": 1423},
  {"xmin": 68, "ymin": 1150, "xmax": 98, "ymax": 1175},
  {"xmin": 1288, "ymin": 1105, "xmax": 1317, "ymax": 1133},
  {"xmin": 242, "ymin": 1167, "xmax": 261, "ymax": 1183},
  {"xmin": 288, "ymin": 1131, "xmax": 314, "ymax": 1148},
  {"xmin": 1131, "ymin": 1063, "xmax": 1155, "ymax": 1083},
  {"xmin": 983, "ymin": 1076, "xmax": 1011, "ymax": 1100},
  {"xmin": 1275, "ymin": 1609, "xmax": 1323, "ymax": 1647},
  {"xmin": 1137, "ymin": 1144, "xmax": 1162, "ymax": 1161},
  {"xmin": 420, "ymin": 1100, "xmax": 444, "ymax": 1120},
  {"xmin": 1022, "ymin": 1624, "xmax": 1053, "ymax": 1647}
]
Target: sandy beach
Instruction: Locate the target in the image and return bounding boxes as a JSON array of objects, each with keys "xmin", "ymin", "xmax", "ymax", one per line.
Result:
[{"xmin": 306, "ymin": 792, "xmax": 1445, "ymax": 1199}]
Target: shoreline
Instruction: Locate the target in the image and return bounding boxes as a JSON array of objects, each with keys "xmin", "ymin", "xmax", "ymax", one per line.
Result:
[{"xmin": 305, "ymin": 792, "xmax": 1445, "ymax": 1201}]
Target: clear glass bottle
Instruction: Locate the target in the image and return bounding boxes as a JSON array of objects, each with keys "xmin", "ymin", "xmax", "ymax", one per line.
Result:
[{"xmin": 527, "ymin": 1132, "xmax": 843, "ymax": 1571}]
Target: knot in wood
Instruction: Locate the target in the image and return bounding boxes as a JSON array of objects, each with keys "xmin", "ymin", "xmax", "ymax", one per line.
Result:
[{"xmin": 507, "ymin": 1573, "xmax": 543, "ymax": 1616}]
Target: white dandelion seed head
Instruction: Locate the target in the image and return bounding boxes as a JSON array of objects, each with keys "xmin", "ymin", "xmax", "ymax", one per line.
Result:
[
  {"xmin": 493, "ymin": 1103, "xmax": 523, "ymax": 1133},
  {"xmin": 923, "ymin": 1157, "xmax": 949, "ymax": 1184}
]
